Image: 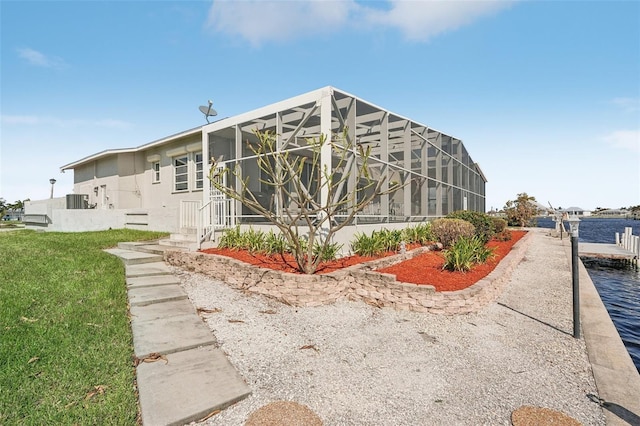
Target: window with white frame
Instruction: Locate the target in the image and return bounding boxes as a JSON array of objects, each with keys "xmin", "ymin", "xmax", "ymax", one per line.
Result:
[
  {"xmin": 194, "ymin": 152, "xmax": 203, "ymax": 190},
  {"xmin": 174, "ymin": 155, "xmax": 188, "ymax": 191},
  {"xmin": 152, "ymin": 161, "xmax": 160, "ymax": 183}
]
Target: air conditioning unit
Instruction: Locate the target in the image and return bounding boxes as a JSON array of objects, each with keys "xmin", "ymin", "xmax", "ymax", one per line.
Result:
[{"xmin": 66, "ymin": 194, "xmax": 89, "ymax": 209}]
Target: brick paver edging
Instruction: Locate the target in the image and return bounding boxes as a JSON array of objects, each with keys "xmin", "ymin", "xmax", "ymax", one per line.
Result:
[{"xmin": 165, "ymin": 231, "xmax": 532, "ymax": 315}]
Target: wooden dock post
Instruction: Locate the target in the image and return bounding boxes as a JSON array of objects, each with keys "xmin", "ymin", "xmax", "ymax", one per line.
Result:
[
  {"xmin": 581, "ymin": 227, "xmax": 639, "ymax": 268},
  {"xmin": 616, "ymin": 227, "xmax": 639, "ymax": 268}
]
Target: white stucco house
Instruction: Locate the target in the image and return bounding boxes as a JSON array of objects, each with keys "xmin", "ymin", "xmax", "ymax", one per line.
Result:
[{"xmin": 28, "ymin": 87, "xmax": 487, "ymax": 248}]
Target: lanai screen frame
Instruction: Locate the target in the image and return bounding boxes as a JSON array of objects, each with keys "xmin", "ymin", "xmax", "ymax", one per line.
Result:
[{"xmin": 201, "ymin": 86, "xmax": 486, "ymax": 225}]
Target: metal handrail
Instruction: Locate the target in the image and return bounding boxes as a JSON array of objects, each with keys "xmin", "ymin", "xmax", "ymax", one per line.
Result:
[{"xmin": 197, "ymin": 200, "xmax": 211, "ymax": 249}]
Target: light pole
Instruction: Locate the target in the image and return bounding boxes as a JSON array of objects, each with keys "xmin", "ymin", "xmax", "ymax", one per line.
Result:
[
  {"xmin": 567, "ymin": 215, "xmax": 581, "ymax": 338},
  {"xmin": 49, "ymin": 178, "xmax": 57, "ymax": 199}
]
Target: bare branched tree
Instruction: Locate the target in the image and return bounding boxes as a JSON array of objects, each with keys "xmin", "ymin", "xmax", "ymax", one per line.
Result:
[{"xmin": 209, "ymin": 129, "xmax": 394, "ymax": 274}]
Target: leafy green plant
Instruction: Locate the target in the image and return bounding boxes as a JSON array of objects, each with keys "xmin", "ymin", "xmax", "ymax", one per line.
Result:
[
  {"xmin": 264, "ymin": 230, "xmax": 287, "ymax": 255},
  {"xmin": 447, "ymin": 210, "xmax": 495, "ymax": 243},
  {"xmin": 375, "ymin": 229, "xmax": 404, "ymax": 252},
  {"xmin": 431, "ymin": 218, "xmax": 475, "ymax": 248},
  {"xmin": 413, "ymin": 222, "xmax": 434, "ymax": 245},
  {"xmin": 491, "ymin": 217, "xmax": 508, "ymax": 234},
  {"xmin": 443, "ymin": 236, "xmax": 495, "ymax": 272},
  {"xmin": 351, "ymin": 232, "xmax": 386, "ymax": 257},
  {"xmin": 217, "ymin": 226, "xmax": 244, "ymax": 249},
  {"xmin": 443, "ymin": 239, "xmax": 475, "ymax": 272},
  {"xmin": 401, "ymin": 224, "xmax": 433, "ymax": 245},
  {"xmin": 314, "ymin": 241, "xmax": 343, "ymax": 262},
  {"xmin": 401, "ymin": 226, "xmax": 418, "ymax": 245},
  {"xmin": 243, "ymin": 227, "xmax": 266, "ymax": 253},
  {"xmin": 494, "ymin": 229, "xmax": 512, "ymax": 241}
]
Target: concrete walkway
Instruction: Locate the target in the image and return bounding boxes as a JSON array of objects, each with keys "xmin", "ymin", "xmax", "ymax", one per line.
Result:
[
  {"xmin": 105, "ymin": 243, "xmax": 250, "ymax": 426},
  {"xmin": 566, "ymin": 240, "xmax": 640, "ymax": 426}
]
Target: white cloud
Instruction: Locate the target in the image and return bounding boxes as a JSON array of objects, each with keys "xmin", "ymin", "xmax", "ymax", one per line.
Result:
[
  {"xmin": 17, "ymin": 47, "xmax": 68, "ymax": 69},
  {"xmin": 611, "ymin": 97, "xmax": 640, "ymax": 113},
  {"xmin": 207, "ymin": 1, "xmax": 356, "ymax": 46},
  {"xmin": 206, "ymin": 0, "xmax": 514, "ymax": 45},
  {"xmin": 603, "ymin": 129, "xmax": 640, "ymax": 153},
  {"xmin": 362, "ymin": 0, "xmax": 514, "ymax": 42},
  {"xmin": 0, "ymin": 115, "xmax": 131, "ymax": 129}
]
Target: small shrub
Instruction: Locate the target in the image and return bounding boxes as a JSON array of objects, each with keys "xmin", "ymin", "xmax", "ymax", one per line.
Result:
[
  {"xmin": 431, "ymin": 218, "xmax": 475, "ymax": 248},
  {"xmin": 264, "ymin": 230, "xmax": 287, "ymax": 255},
  {"xmin": 447, "ymin": 210, "xmax": 495, "ymax": 243},
  {"xmin": 243, "ymin": 227, "xmax": 266, "ymax": 253},
  {"xmin": 494, "ymin": 229, "xmax": 512, "ymax": 241},
  {"xmin": 291, "ymin": 235, "xmax": 309, "ymax": 255},
  {"xmin": 351, "ymin": 232, "xmax": 386, "ymax": 257},
  {"xmin": 414, "ymin": 222, "xmax": 434, "ymax": 245},
  {"xmin": 376, "ymin": 229, "xmax": 404, "ymax": 252},
  {"xmin": 314, "ymin": 241, "xmax": 343, "ymax": 262},
  {"xmin": 217, "ymin": 226, "xmax": 243, "ymax": 249},
  {"xmin": 491, "ymin": 217, "xmax": 508, "ymax": 234},
  {"xmin": 401, "ymin": 226, "xmax": 419, "ymax": 245},
  {"xmin": 443, "ymin": 236, "xmax": 495, "ymax": 272},
  {"xmin": 350, "ymin": 223, "xmax": 433, "ymax": 257},
  {"xmin": 443, "ymin": 238, "xmax": 476, "ymax": 272},
  {"xmin": 401, "ymin": 223, "xmax": 433, "ymax": 246}
]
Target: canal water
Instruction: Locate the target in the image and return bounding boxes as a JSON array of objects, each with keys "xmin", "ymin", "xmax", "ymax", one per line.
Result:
[{"xmin": 537, "ymin": 217, "xmax": 640, "ymax": 373}]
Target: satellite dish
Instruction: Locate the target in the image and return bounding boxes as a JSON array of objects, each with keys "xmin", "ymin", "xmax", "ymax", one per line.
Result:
[{"xmin": 199, "ymin": 100, "xmax": 218, "ymax": 123}]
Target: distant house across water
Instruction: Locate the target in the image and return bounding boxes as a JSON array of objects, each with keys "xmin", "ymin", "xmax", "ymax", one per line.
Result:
[
  {"xmin": 592, "ymin": 208, "xmax": 629, "ymax": 218},
  {"xmin": 561, "ymin": 207, "xmax": 591, "ymax": 217}
]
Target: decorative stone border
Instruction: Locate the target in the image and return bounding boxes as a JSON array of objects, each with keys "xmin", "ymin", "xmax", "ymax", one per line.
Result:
[{"xmin": 165, "ymin": 231, "xmax": 532, "ymax": 315}]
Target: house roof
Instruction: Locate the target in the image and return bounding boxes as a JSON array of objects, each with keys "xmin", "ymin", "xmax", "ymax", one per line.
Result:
[
  {"xmin": 59, "ymin": 126, "xmax": 203, "ymax": 171},
  {"xmin": 60, "ymin": 86, "xmax": 487, "ymax": 182}
]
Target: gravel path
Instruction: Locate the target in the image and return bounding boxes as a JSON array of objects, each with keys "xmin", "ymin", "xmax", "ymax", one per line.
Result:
[{"xmin": 178, "ymin": 228, "xmax": 605, "ymax": 426}]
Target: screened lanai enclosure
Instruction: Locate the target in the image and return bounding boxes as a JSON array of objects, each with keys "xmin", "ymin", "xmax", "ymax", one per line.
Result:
[{"xmin": 199, "ymin": 87, "xmax": 486, "ymax": 237}]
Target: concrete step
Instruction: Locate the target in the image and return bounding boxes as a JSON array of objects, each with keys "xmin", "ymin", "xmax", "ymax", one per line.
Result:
[
  {"xmin": 130, "ymin": 298, "xmax": 198, "ymax": 322},
  {"xmin": 159, "ymin": 238, "xmax": 198, "ymax": 251},
  {"xmin": 119, "ymin": 241, "xmax": 187, "ymax": 255},
  {"xmin": 137, "ymin": 346, "xmax": 251, "ymax": 426},
  {"xmin": 171, "ymin": 231, "xmax": 197, "ymax": 241},
  {"xmin": 126, "ymin": 274, "xmax": 182, "ymax": 289},
  {"xmin": 128, "ymin": 284, "xmax": 188, "ymax": 307},
  {"xmin": 126, "ymin": 261, "xmax": 172, "ymax": 278},
  {"xmin": 131, "ymin": 312, "xmax": 217, "ymax": 359},
  {"xmin": 104, "ymin": 248, "xmax": 163, "ymax": 265}
]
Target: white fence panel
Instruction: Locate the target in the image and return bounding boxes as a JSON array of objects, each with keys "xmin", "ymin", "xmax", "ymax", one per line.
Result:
[{"xmin": 180, "ymin": 200, "xmax": 201, "ymax": 230}]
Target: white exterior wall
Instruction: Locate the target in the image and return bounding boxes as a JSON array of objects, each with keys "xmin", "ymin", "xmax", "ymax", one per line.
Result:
[
  {"xmin": 48, "ymin": 207, "xmax": 182, "ymax": 233},
  {"xmin": 24, "ymin": 197, "xmax": 66, "ymax": 216},
  {"xmin": 50, "ymin": 209, "xmax": 126, "ymax": 231},
  {"xmin": 234, "ymin": 222, "xmax": 411, "ymax": 256},
  {"xmin": 141, "ymin": 136, "xmax": 203, "ymax": 210},
  {"xmin": 62, "ymin": 132, "xmax": 205, "ymax": 232},
  {"xmin": 73, "ymin": 157, "xmax": 122, "ymax": 210}
]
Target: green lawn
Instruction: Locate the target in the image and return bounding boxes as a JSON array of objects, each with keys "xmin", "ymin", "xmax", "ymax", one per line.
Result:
[{"xmin": 0, "ymin": 229, "xmax": 167, "ymax": 425}]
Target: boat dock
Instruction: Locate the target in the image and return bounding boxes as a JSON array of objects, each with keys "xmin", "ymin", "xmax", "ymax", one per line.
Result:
[{"xmin": 578, "ymin": 227, "xmax": 639, "ymax": 267}]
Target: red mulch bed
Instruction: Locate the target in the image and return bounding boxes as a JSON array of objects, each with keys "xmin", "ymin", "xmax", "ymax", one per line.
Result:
[
  {"xmin": 379, "ymin": 230, "xmax": 526, "ymax": 291},
  {"xmin": 200, "ymin": 230, "xmax": 527, "ymax": 292}
]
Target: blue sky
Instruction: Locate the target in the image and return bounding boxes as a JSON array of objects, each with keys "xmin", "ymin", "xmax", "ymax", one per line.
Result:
[{"xmin": 1, "ymin": 0, "xmax": 639, "ymax": 211}]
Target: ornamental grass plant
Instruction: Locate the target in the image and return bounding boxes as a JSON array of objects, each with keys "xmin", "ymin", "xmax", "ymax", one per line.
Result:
[{"xmin": 443, "ymin": 235, "xmax": 496, "ymax": 272}]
